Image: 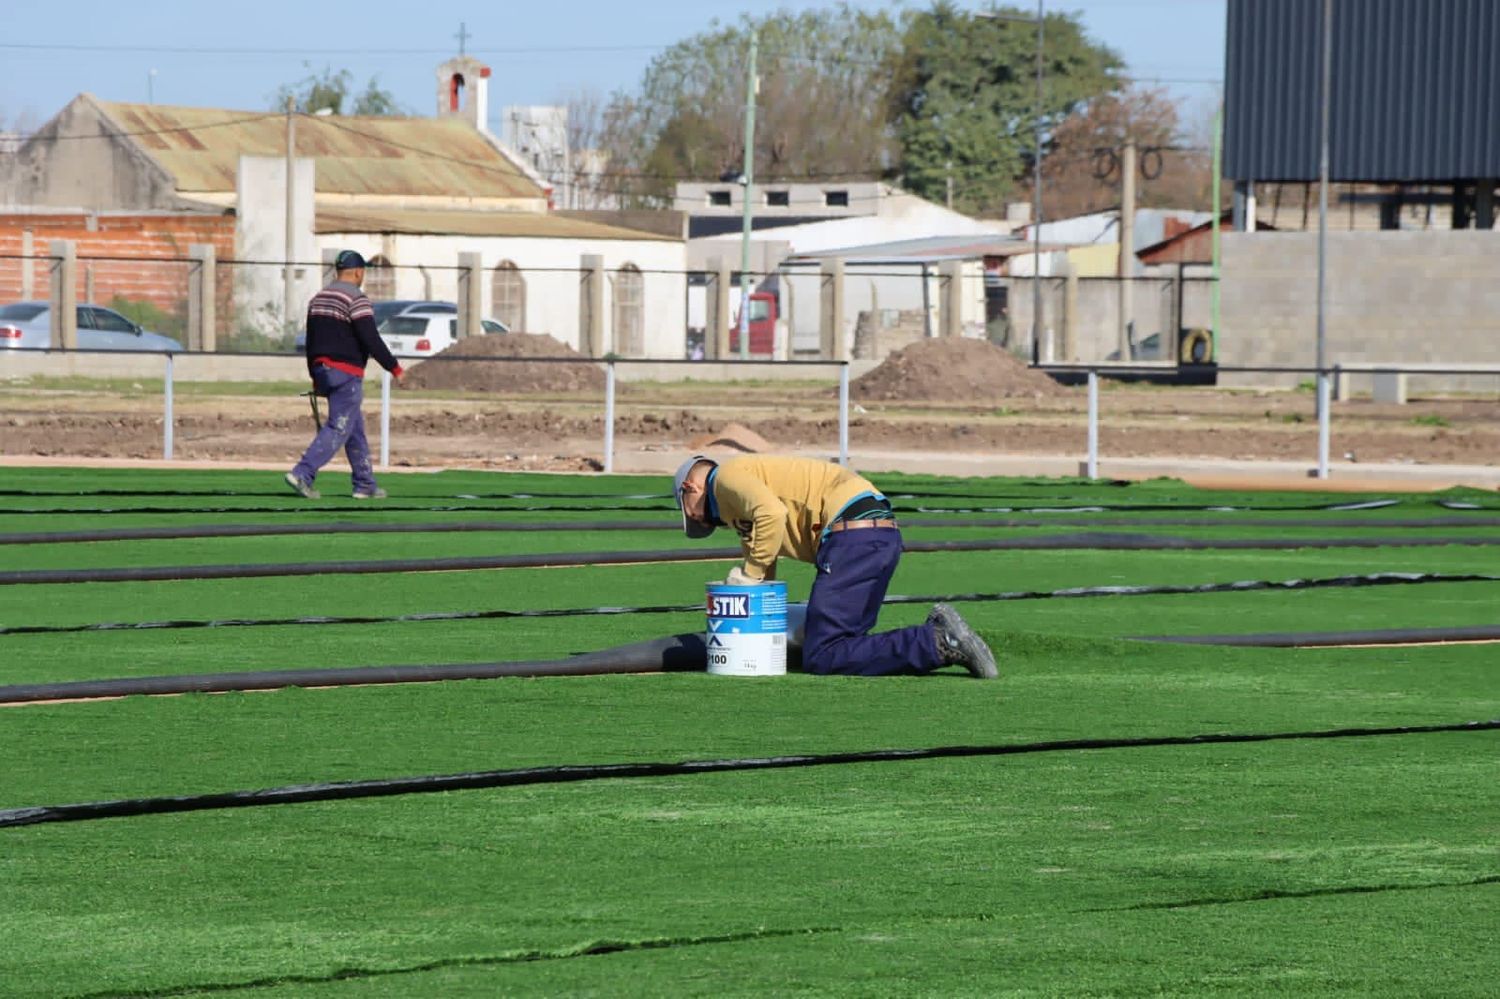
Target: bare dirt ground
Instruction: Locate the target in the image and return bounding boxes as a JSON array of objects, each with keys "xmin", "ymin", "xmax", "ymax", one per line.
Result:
[{"xmin": 2, "ymin": 338, "xmax": 1497, "ymax": 474}]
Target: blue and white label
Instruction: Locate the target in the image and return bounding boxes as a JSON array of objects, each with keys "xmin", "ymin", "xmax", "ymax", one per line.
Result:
[{"xmin": 705, "ymin": 582, "xmax": 788, "ymax": 676}]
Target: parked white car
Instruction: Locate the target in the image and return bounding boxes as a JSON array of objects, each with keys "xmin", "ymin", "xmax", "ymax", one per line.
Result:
[
  {"xmin": 379, "ymin": 311, "xmax": 509, "ymax": 358},
  {"xmin": 0, "ymin": 302, "xmax": 185, "ymax": 352}
]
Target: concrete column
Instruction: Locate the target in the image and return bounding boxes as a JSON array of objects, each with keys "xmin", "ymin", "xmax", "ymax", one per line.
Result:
[
  {"xmin": 48, "ymin": 240, "xmax": 77, "ymax": 349},
  {"xmin": 321, "ymin": 247, "xmax": 339, "ymax": 288},
  {"xmin": 457, "ymin": 251, "xmax": 482, "ymax": 338},
  {"xmin": 1476, "ymin": 179, "xmax": 1496, "ymax": 230},
  {"xmin": 1117, "ymin": 139, "xmax": 1137, "ymax": 362},
  {"xmin": 1062, "ymin": 261, "xmax": 1079, "ymax": 361},
  {"xmin": 938, "ymin": 260, "xmax": 963, "ymax": 338},
  {"xmin": 20, "ymin": 230, "xmax": 33, "ymax": 299},
  {"xmin": 1232, "ymin": 179, "xmax": 1257, "ymax": 232},
  {"xmin": 706, "ymin": 256, "xmax": 732, "ymax": 361},
  {"xmin": 187, "ymin": 244, "xmax": 217, "ymax": 352},
  {"xmin": 819, "ymin": 258, "xmax": 846, "ymax": 361},
  {"xmin": 580, "ymin": 254, "xmax": 605, "ymax": 357}
]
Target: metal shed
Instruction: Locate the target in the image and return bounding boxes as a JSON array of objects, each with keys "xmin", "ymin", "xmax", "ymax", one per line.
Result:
[{"xmin": 1224, "ymin": 0, "xmax": 1500, "ymax": 228}]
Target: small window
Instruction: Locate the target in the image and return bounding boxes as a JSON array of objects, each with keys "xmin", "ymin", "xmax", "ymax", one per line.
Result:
[
  {"xmin": 708, "ymin": 190, "xmax": 732, "ymax": 207},
  {"xmin": 92, "ymin": 308, "xmax": 137, "ymax": 333},
  {"xmin": 748, "ymin": 298, "xmax": 772, "ymax": 322},
  {"xmin": 766, "ymin": 190, "xmax": 789, "ymax": 207},
  {"xmin": 0, "ymin": 304, "xmax": 46, "ymax": 321},
  {"xmin": 824, "ymin": 190, "xmax": 849, "ymax": 207},
  {"xmin": 382, "ymin": 316, "xmax": 426, "ymax": 336}
]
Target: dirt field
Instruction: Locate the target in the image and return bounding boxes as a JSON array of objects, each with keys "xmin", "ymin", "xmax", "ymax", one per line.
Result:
[
  {"xmin": 2, "ymin": 337, "xmax": 1495, "ymax": 473},
  {"xmin": 3, "ymin": 376, "xmax": 1496, "ymax": 473}
]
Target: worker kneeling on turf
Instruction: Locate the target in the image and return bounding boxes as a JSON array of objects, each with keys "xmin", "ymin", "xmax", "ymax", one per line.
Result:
[{"xmin": 673, "ymin": 454, "xmax": 997, "ymax": 679}]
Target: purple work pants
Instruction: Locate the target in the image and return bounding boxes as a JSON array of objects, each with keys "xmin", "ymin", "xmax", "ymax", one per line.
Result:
[
  {"xmin": 292, "ymin": 367, "xmax": 377, "ymax": 493},
  {"xmin": 801, "ymin": 526, "xmax": 943, "ymax": 677}
]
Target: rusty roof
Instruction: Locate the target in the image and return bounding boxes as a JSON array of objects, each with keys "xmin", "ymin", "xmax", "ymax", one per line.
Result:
[
  {"xmin": 96, "ymin": 98, "xmax": 543, "ymax": 201},
  {"xmin": 315, "ymin": 207, "xmax": 680, "ymax": 242}
]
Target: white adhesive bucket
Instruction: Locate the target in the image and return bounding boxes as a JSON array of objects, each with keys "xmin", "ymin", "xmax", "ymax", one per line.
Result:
[{"xmin": 705, "ymin": 582, "xmax": 788, "ymax": 676}]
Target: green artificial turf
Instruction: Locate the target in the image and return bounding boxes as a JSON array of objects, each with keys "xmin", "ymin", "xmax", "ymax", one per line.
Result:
[{"xmin": 1, "ymin": 466, "xmax": 1497, "ymax": 996}]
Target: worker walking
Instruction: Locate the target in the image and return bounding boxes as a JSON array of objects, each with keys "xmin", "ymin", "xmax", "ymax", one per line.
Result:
[
  {"xmin": 285, "ymin": 250, "xmax": 404, "ymax": 500},
  {"xmin": 673, "ymin": 454, "xmax": 998, "ymax": 679}
]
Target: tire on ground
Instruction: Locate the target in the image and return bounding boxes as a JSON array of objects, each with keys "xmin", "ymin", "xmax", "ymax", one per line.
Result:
[{"xmin": 1179, "ymin": 328, "xmax": 1214, "ymax": 364}]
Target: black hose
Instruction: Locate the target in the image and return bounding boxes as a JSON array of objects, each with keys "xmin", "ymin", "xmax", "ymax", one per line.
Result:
[
  {"xmin": 1140, "ymin": 624, "xmax": 1500, "ymax": 648},
  {"xmin": 5, "ymin": 571, "xmax": 1494, "ymax": 637},
  {"xmin": 5, "ymin": 515, "xmax": 1497, "ymax": 547},
  {"xmin": 3, "ymin": 719, "xmax": 1494, "ymax": 829},
  {"xmin": 0, "ymin": 631, "xmax": 715, "ymax": 704},
  {"xmin": 6, "ymin": 535, "xmax": 1500, "ymax": 586}
]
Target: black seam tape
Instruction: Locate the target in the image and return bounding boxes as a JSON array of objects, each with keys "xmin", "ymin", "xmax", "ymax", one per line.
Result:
[{"xmin": 3, "ymin": 719, "xmax": 1495, "ymax": 829}]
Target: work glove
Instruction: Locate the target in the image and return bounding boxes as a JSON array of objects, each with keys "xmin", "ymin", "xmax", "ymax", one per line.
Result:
[{"xmin": 724, "ymin": 565, "xmax": 762, "ymax": 586}]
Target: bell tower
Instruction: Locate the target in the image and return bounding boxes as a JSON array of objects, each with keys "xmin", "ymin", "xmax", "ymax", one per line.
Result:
[{"xmin": 436, "ymin": 55, "xmax": 490, "ymax": 130}]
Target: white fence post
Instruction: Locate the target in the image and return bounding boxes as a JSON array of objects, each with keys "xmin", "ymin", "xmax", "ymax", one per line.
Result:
[
  {"xmin": 379, "ymin": 369, "xmax": 391, "ymax": 470},
  {"xmin": 603, "ymin": 361, "xmax": 616, "ymax": 473},
  {"xmin": 1316, "ymin": 371, "xmax": 1331, "ymax": 479},
  {"xmin": 838, "ymin": 363, "xmax": 850, "ymax": 466},
  {"xmin": 163, "ymin": 353, "xmax": 175, "ymax": 460},
  {"xmin": 1086, "ymin": 370, "xmax": 1099, "ymax": 479}
]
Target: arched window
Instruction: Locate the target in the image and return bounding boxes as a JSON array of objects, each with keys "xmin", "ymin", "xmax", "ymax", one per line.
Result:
[
  {"xmin": 491, "ymin": 260, "xmax": 525, "ymax": 331},
  {"xmin": 364, "ymin": 254, "xmax": 395, "ymax": 301},
  {"xmin": 613, "ymin": 263, "xmax": 644, "ymax": 356}
]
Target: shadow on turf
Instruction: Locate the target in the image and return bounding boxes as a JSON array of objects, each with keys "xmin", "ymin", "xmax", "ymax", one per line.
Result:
[
  {"xmin": 1089, "ymin": 873, "xmax": 1500, "ymax": 913},
  {"xmin": 76, "ymin": 926, "xmax": 841, "ymax": 998}
]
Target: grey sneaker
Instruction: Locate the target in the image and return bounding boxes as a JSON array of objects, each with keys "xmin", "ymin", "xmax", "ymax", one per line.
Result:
[
  {"xmin": 928, "ymin": 603, "xmax": 998, "ymax": 679},
  {"xmin": 352, "ymin": 486, "xmax": 388, "ymax": 500},
  {"xmin": 284, "ymin": 471, "xmax": 320, "ymax": 500}
]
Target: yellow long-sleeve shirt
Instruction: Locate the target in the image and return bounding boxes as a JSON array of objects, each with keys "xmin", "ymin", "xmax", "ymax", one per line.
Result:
[{"xmin": 709, "ymin": 455, "xmax": 884, "ymax": 580}]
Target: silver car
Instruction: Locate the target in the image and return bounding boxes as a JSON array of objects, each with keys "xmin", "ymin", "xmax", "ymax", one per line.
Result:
[{"xmin": 0, "ymin": 302, "xmax": 185, "ymax": 352}]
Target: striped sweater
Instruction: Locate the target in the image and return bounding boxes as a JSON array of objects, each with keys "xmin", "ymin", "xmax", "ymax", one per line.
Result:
[{"xmin": 302, "ymin": 280, "xmax": 402, "ymax": 378}]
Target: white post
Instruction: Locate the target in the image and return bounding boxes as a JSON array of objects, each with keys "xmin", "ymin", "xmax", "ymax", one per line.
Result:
[
  {"xmin": 603, "ymin": 361, "xmax": 616, "ymax": 473},
  {"xmin": 163, "ymin": 352, "xmax": 175, "ymax": 460},
  {"xmin": 1086, "ymin": 370, "xmax": 1099, "ymax": 479},
  {"xmin": 837, "ymin": 363, "xmax": 850, "ymax": 466},
  {"xmin": 1316, "ymin": 371, "xmax": 1331, "ymax": 480},
  {"xmin": 379, "ymin": 369, "xmax": 391, "ymax": 470}
]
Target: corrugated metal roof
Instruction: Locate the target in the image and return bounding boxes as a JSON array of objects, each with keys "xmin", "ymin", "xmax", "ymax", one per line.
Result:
[
  {"xmin": 315, "ymin": 207, "xmax": 680, "ymax": 242},
  {"xmin": 1225, "ymin": 0, "xmax": 1500, "ymax": 182},
  {"xmin": 97, "ymin": 99, "xmax": 543, "ymax": 200}
]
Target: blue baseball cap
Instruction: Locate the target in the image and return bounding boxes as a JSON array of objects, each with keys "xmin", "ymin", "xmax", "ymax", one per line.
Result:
[{"xmin": 334, "ymin": 250, "xmax": 367, "ymax": 270}]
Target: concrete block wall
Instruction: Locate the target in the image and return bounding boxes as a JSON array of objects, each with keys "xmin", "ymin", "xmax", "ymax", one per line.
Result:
[{"xmin": 1219, "ymin": 231, "xmax": 1500, "ymax": 388}]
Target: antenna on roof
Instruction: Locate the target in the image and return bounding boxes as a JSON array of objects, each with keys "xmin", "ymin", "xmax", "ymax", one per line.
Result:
[{"xmin": 455, "ymin": 22, "xmax": 470, "ymax": 56}]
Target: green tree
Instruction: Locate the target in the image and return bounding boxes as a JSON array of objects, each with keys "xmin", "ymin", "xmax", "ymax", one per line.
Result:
[
  {"xmin": 597, "ymin": 5, "xmax": 903, "ymax": 205},
  {"xmin": 891, "ymin": 2, "xmax": 1123, "ymax": 216},
  {"xmin": 271, "ymin": 64, "xmax": 403, "ymax": 116}
]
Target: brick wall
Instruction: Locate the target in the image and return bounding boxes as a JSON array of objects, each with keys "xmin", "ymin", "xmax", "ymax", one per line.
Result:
[{"xmin": 0, "ymin": 213, "xmax": 235, "ymax": 322}]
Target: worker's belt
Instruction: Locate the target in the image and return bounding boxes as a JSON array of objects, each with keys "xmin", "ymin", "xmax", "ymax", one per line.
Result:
[{"xmin": 826, "ymin": 518, "xmax": 898, "ymax": 533}]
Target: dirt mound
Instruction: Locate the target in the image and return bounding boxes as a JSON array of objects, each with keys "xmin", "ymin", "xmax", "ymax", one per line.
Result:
[
  {"xmin": 398, "ymin": 333, "xmax": 606, "ymax": 394},
  {"xmin": 687, "ymin": 422, "xmax": 775, "ymax": 453},
  {"xmin": 850, "ymin": 337, "xmax": 1067, "ymax": 403}
]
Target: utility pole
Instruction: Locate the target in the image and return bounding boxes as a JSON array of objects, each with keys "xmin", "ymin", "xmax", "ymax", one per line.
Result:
[
  {"xmin": 1118, "ymin": 137, "xmax": 1136, "ymax": 362},
  {"xmin": 737, "ymin": 31, "xmax": 759, "ymax": 360},
  {"xmin": 284, "ymin": 97, "xmax": 296, "ymax": 336},
  {"xmin": 1032, "ymin": 0, "xmax": 1044, "ymax": 364},
  {"xmin": 1316, "ymin": 0, "xmax": 1332, "ymax": 409},
  {"xmin": 1315, "ymin": 0, "xmax": 1332, "ymax": 478}
]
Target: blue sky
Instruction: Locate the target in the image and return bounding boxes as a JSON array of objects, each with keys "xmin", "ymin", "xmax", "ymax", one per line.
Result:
[{"xmin": 1, "ymin": 0, "xmax": 1225, "ymax": 132}]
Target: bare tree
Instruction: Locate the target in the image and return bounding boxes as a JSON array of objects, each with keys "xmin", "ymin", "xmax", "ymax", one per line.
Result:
[{"xmin": 1039, "ymin": 86, "xmax": 1214, "ymax": 219}]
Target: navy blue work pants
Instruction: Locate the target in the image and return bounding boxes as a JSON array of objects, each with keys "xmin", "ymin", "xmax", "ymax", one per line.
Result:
[
  {"xmin": 801, "ymin": 526, "xmax": 942, "ymax": 676},
  {"xmin": 292, "ymin": 367, "xmax": 377, "ymax": 493}
]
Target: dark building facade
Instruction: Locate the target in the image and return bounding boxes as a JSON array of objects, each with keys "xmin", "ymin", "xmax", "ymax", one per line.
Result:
[{"xmin": 1224, "ymin": 0, "xmax": 1500, "ymax": 228}]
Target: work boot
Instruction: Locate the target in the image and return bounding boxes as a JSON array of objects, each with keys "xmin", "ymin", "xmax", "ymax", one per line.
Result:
[
  {"xmin": 928, "ymin": 603, "xmax": 998, "ymax": 679},
  {"xmin": 352, "ymin": 486, "xmax": 388, "ymax": 500},
  {"xmin": 284, "ymin": 471, "xmax": 320, "ymax": 500}
]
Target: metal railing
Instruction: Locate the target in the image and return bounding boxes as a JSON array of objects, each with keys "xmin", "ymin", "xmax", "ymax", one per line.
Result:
[
  {"xmin": 0, "ymin": 346, "xmax": 852, "ymax": 471},
  {"xmin": 1037, "ymin": 362, "xmax": 1500, "ymax": 480}
]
